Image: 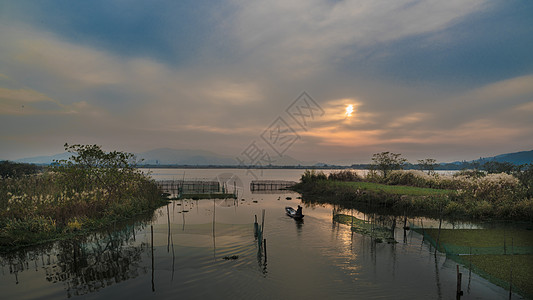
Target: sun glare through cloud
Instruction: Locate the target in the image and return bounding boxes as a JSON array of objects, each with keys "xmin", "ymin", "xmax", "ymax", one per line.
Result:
[{"xmin": 345, "ymin": 104, "xmax": 354, "ymax": 118}]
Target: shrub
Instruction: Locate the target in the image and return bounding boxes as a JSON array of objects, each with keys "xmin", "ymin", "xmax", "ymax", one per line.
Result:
[
  {"xmin": 514, "ymin": 164, "xmax": 533, "ymax": 198},
  {"xmin": 385, "ymin": 170, "xmax": 434, "ymax": 187},
  {"xmin": 454, "ymin": 169, "xmax": 486, "ymax": 179},
  {"xmin": 466, "ymin": 173, "xmax": 522, "ymax": 204},
  {"xmin": 328, "ymin": 170, "xmax": 362, "ymax": 182},
  {"xmin": 0, "ymin": 161, "xmax": 42, "ymax": 179},
  {"xmin": 512, "ymin": 198, "xmax": 533, "ymax": 220},
  {"xmin": 301, "ymin": 170, "xmax": 327, "ymax": 183}
]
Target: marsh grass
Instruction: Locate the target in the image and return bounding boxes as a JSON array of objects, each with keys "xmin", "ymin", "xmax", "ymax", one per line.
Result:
[{"xmin": 339, "ymin": 181, "xmax": 454, "ymax": 196}]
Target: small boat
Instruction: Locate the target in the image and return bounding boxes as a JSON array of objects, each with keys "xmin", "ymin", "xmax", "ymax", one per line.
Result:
[{"xmin": 285, "ymin": 206, "xmax": 304, "ymax": 219}]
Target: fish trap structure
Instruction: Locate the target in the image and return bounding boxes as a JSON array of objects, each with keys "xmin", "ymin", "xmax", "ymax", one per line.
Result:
[
  {"xmin": 157, "ymin": 180, "xmax": 220, "ymax": 194},
  {"xmin": 250, "ymin": 180, "xmax": 297, "ymax": 192}
]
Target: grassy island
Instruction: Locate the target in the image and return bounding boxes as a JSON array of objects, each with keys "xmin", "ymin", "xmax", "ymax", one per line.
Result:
[{"xmin": 294, "ymin": 169, "xmax": 533, "ymax": 221}]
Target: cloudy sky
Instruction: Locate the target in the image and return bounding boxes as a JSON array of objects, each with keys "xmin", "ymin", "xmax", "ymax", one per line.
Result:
[{"xmin": 1, "ymin": 1, "xmax": 532, "ymax": 164}]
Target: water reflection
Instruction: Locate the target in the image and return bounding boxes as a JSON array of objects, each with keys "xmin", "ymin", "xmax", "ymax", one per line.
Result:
[
  {"xmin": 1, "ymin": 203, "xmax": 262, "ymax": 299},
  {"xmin": 1, "ymin": 221, "xmax": 150, "ymax": 298}
]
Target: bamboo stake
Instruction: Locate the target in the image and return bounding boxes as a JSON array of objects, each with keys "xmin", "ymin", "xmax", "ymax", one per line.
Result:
[
  {"xmin": 151, "ymin": 224, "xmax": 155, "ymax": 292},
  {"xmin": 509, "ymin": 237, "xmax": 513, "ymax": 300}
]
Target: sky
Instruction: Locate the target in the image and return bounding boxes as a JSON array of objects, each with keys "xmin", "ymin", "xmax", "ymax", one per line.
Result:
[{"xmin": 1, "ymin": 0, "xmax": 533, "ymax": 165}]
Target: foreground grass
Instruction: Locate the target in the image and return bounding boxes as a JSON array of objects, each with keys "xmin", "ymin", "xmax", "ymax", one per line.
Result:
[
  {"xmin": 0, "ymin": 196, "xmax": 169, "ymax": 253},
  {"xmin": 420, "ymin": 228, "xmax": 533, "ymax": 298}
]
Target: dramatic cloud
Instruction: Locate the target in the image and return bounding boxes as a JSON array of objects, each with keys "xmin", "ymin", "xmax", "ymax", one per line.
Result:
[{"xmin": 1, "ymin": 1, "xmax": 532, "ymax": 163}]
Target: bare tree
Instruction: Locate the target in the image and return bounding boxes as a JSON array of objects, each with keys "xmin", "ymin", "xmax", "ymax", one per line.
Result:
[{"xmin": 417, "ymin": 158, "xmax": 437, "ymax": 175}]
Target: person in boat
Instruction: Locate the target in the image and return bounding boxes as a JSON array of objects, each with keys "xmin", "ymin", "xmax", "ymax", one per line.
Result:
[{"xmin": 296, "ymin": 205, "xmax": 302, "ymax": 216}]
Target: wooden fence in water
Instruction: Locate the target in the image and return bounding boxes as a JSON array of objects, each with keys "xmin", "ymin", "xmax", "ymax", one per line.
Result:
[
  {"xmin": 250, "ymin": 180, "xmax": 297, "ymax": 191},
  {"xmin": 157, "ymin": 180, "xmax": 220, "ymax": 194}
]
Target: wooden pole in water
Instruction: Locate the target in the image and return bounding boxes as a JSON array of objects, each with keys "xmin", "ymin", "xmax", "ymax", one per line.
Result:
[
  {"xmin": 167, "ymin": 204, "xmax": 171, "ymax": 253},
  {"xmin": 261, "ymin": 209, "xmax": 265, "ymax": 234},
  {"xmin": 391, "ymin": 217, "xmax": 396, "ymax": 240},
  {"xmin": 254, "ymin": 215, "xmax": 258, "ymax": 238},
  {"xmin": 509, "ymin": 237, "xmax": 513, "ymax": 300},
  {"xmin": 263, "ymin": 238, "xmax": 267, "ymax": 263},
  {"xmin": 151, "ymin": 224, "xmax": 155, "ymax": 292},
  {"xmin": 456, "ymin": 264, "xmax": 463, "ymax": 299},
  {"xmin": 435, "ymin": 205, "xmax": 443, "ymax": 256},
  {"xmin": 466, "ymin": 246, "xmax": 472, "ymax": 293},
  {"xmin": 504, "ymin": 227, "xmax": 507, "ymax": 255}
]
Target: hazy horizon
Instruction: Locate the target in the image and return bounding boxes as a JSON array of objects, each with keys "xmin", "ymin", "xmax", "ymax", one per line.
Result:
[{"xmin": 1, "ymin": 1, "xmax": 532, "ymax": 164}]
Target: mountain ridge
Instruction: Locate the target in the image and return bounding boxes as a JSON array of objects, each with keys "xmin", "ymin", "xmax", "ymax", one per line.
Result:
[
  {"xmin": 13, "ymin": 148, "xmax": 320, "ymax": 166},
  {"xmin": 11, "ymin": 148, "xmax": 533, "ymax": 166}
]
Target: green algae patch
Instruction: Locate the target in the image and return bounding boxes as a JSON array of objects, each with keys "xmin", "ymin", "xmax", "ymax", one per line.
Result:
[{"xmin": 334, "ymin": 214, "xmax": 396, "ymax": 243}]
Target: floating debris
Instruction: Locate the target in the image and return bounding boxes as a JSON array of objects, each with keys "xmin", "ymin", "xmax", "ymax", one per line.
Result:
[{"xmin": 223, "ymin": 255, "xmax": 239, "ymax": 260}]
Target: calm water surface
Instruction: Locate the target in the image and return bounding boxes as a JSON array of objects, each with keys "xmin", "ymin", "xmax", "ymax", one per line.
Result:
[{"xmin": 0, "ymin": 169, "xmax": 519, "ymax": 299}]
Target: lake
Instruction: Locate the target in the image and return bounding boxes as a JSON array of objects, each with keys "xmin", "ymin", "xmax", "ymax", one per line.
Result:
[{"xmin": 0, "ymin": 169, "xmax": 518, "ymax": 299}]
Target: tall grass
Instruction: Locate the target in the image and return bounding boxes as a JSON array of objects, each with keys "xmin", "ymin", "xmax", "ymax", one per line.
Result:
[{"xmin": 0, "ymin": 145, "xmax": 166, "ymax": 251}]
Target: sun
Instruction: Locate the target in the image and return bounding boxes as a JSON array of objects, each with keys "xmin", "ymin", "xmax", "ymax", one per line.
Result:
[{"xmin": 345, "ymin": 104, "xmax": 354, "ymax": 118}]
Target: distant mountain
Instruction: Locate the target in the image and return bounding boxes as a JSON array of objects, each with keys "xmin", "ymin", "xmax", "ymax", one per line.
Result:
[
  {"xmin": 480, "ymin": 150, "xmax": 533, "ymax": 165},
  {"xmin": 15, "ymin": 152, "xmax": 71, "ymax": 165},
  {"xmin": 138, "ymin": 148, "xmax": 318, "ymax": 166},
  {"xmin": 439, "ymin": 150, "xmax": 533, "ymax": 170},
  {"xmin": 14, "ymin": 148, "xmax": 319, "ymax": 166},
  {"xmin": 138, "ymin": 148, "xmax": 237, "ymax": 165},
  {"xmin": 16, "ymin": 148, "xmax": 529, "ymax": 167}
]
